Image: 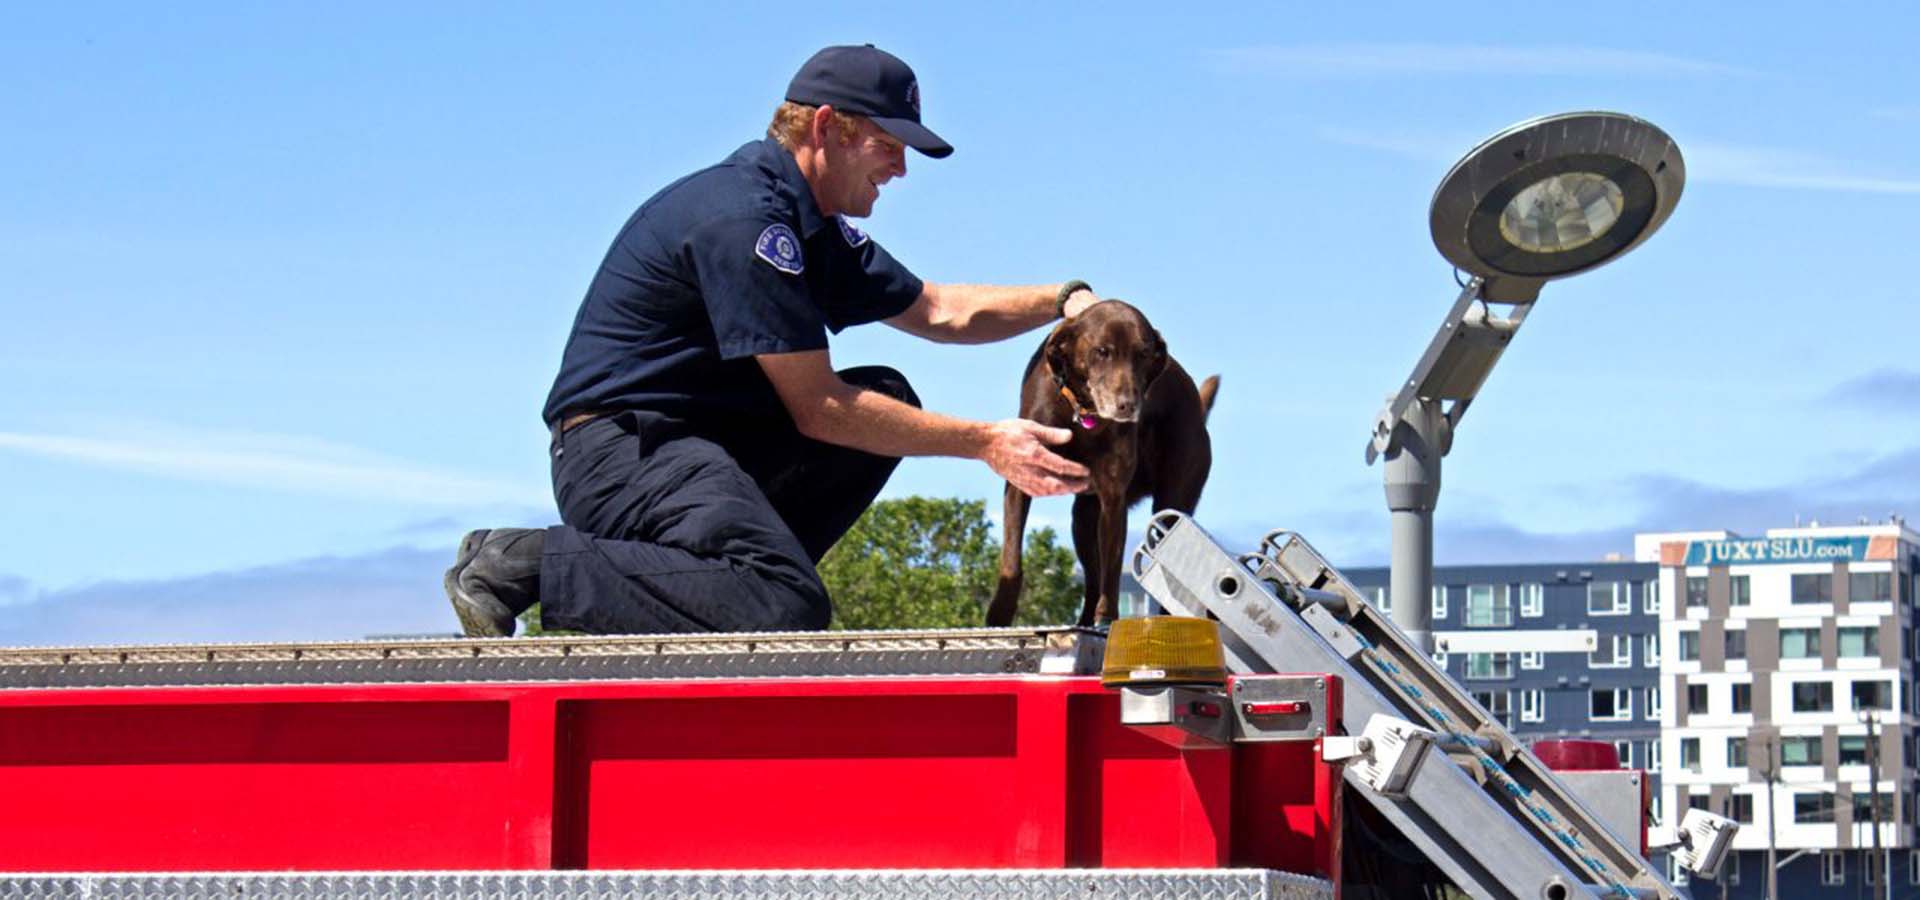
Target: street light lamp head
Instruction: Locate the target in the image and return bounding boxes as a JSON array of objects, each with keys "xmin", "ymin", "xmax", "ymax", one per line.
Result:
[{"xmin": 1429, "ymin": 112, "xmax": 1685, "ymax": 300}]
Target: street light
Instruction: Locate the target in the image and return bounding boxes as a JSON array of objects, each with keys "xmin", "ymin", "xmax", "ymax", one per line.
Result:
[{"xmin": 1368, "ymin": 112, "xmax": 1686, "ymax": 651}]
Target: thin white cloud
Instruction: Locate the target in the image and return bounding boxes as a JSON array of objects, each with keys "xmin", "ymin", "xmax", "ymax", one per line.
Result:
[
  {"xmin": 1314, "ymin": 128, "xmax": 1920, "ymax": 196},
  {"xmin": 1313, "ymin": 126, "xmax": 1460, "ymax": 164},
  {"xmin": 0, "ymin": 426, "xmax": 551, "ymax": 508},
  {"xmin": 1213, "ymin": 43, "xmax": 1753, "ymax": 79},
  {"xmin": 0, "ymin": 546, "xmax": 459, "ymax": 646},
  {"xmin": 1822, "ymin": 369, "xmax": 1920, "ymax": 412},
  {"xmin": 1869, "ymin": 106, "xmax": 1920, "ymax": 122},
  {"xmin": 1686, "ymin": 141, "xmax": 1920, "ymax": 194}
]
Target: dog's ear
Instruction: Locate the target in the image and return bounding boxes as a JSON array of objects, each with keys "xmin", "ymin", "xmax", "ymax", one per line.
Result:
[
  {"xmin": 1145, "ymin": 327, "xmax": 1169, "ymax": 381},
  {"xmin": 1044, "ymin": 319, "xmax": 1077, "ymax": 382}
]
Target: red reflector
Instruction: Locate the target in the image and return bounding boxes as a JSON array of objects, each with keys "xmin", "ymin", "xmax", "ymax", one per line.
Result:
[
  {"xmin": 1187, "ymin": 700, "xmax": 1223, "ymax": 718},
  {"xmin": 1241, "ymin": 701, "xmax": 1308, "ymax": 716}
]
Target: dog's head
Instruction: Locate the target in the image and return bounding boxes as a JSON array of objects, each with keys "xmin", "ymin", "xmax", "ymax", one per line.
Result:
[{"xmin": 1044, "ymin": 299, "xmax": 1167, "ymax": 424}]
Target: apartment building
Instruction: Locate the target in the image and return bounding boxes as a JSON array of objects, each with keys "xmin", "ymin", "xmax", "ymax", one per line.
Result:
[
  {"xmin": 1643, "ymin": 521, "xmax": 1920, "ymax": 898},
  {"xmin": 1344, "ymin": 561, "xmax": 1663, "ymax": 770}
]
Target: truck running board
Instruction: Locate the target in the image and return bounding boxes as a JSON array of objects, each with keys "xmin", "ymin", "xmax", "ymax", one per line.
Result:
[
  {"xmin": 1131, "ymin": 512, "xmax": 1676, "ymax": 900},
  {"xmin": 0, "ymin": 870, "xmax": 1332, "ymax": 900}
]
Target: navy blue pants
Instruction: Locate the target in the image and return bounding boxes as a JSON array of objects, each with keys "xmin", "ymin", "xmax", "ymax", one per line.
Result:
[{"xmin": 539, "ymin": 366, "xmax": 916, "ymax": 634}]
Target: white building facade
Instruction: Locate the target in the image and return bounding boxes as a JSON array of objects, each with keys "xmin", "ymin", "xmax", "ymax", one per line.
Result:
[{"xmin": 1641, "ymin": 522, "xmax": 1919, "ymax": 895}]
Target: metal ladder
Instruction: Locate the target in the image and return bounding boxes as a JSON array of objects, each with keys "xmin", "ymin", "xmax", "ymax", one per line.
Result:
[{"xmin": 1131, "ymin": 511, "xmax": 1679, "ymax": 900}]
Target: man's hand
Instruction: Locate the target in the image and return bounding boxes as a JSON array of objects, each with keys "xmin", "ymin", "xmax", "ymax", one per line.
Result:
[
  {"xmin": 983, "ymin": 419, "xmax": 1090, "ymax": 496},
  {"xmin": 1061, "ymin": 285, "xmax": 1100, "ymax": 319}
]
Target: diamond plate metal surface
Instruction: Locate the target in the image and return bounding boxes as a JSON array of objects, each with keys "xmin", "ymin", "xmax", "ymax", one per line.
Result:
[
  {"xmin": 0, "ymin": 870, "xmax": 1331, "ymax": 899},
  {"xmin": 0, "ymin": 628, "xmax": 1105, "ymax": 689}
]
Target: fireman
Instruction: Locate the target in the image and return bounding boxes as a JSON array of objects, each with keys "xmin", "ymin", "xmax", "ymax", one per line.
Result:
[{"xmin": 446, "ymin": 44, "xmax": 1095, "ymax": 636}]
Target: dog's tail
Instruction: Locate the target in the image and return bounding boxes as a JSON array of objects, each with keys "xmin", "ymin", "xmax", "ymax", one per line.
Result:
[{"xmin": 1197, "ymin": 375, "xmax": 1220, "ymax": 420}]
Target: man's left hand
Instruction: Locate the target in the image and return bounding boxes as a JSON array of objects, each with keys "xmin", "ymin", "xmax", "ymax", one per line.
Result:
[{"xmin": 1061, "ymin": 286, "xmax": 1100, "ymax": 318}]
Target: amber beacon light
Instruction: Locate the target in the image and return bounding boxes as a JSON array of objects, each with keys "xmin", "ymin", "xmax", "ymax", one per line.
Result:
[{"xmin": 1101, "ymin": 616, "xmax": 1229, "ymax": 688}]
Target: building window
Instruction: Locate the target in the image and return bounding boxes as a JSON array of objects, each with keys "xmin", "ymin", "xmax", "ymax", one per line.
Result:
[
  {"xmin": 1519, "ymin": 583, "xmax": 1543, "ymax": 618},
  {"xmin": 1908, "ymin": 849, "xmax": 1919, "ymax": 885},
  {"xmin": 1851, "ymin": 570, "xmax": 1893, "ymax": 604},
  {"xmin": 1730, "ymin": 793, "xmax": 1753, "ymax": 823},
  {"xmin": 1730, "ymin": 574, "xmax": 1751, "ymax": 606},
  {"xmin": 1855, "ymin": 680, "xmax": 1894, "ymax": 712},
  {"xmin": 1840, "ymin": 735, "xmax": 1870, "ymax": 765},
  {"xmin": 1646, "ymin": 686, "xmax": 1662, "ymax": 719},
  {"xmin": 1589, "ymin": 634, "xmax": 1630, "ymax": 668},
  {"xmin": 1432, "ymin": 585, "xmax": 1447, "ymax": 620},
  {"xmin": 1783, "ymin": 736, "xmax": 1824, "ymax": 766},
  {"xmin": 1591, "ymin": 687, "xmax": 1632, "ymax": 721},
  {"xmin": 1792, "ymin": 681, "xmax": 1834, "ymax": 712},
  {"xmin": 1642, "ymin": 579, "xmax": 1660, "ymax": 614},
  {"xmin": 1822, "ymin": 849, "xmax": 1845, "ymax": 884},
  {"xmin": 1669, "ymin": 853, "xmax": 1689, "ymax": 886},
  {"xmin": 1471, "ymin": 690, "xmax": 1513, "ymax": 728},
  {"xmin": 1854, "ymin": 791, "xmax": 1895, "ymax": 823},
  {"xmin": 1780, "ymin": 627, "xmax": 1822, "ymax": 659},
  {"xmin": 1648, "ymin": 739, "xmax": 1661, "ymax": 769},
  {"xmin": 1520, "ymin": 689, "xmax": 1544, "ymax": 723},
  {"xmin": 1731, "ymin": 683, "xmax": 1752, "ymax": 714},
  {"xmin": 1464, "ymin": 653, "xmax": 1513, "ymax": 680},
  {"xmin": 1839, "ymin": 626, "xmax": 1880, "ymax": 658},
  {"xmin": 1364, "ymin": 585, "xmax": 1389, "ymax": 612},
  {"xmin": 1643, "ymin": 633, "xmax": 1659, "ymax": 667},
  {"xmin": 1724, "ymin": 629, "xmax": 1746, "ymax": 661},
  {"xmin": 1679, "ymin": 737, "xmax": 1701, "ymax": 771},
  {"xmin": 1684, "ymin": 575, "xmax": 1708, "ymax": 609},
  {"xmin": 1678, "ymin": 630, "xmax": 1700, "ymax": 661},
  {"xmin": 1725, "ymin": 847, "xmax": 1742, "ymax": 884},
  {"xmin": 1820, "ymin": 848, "xmax": 1850, "ymax": 882},
  {"xmin": 1687, "ymin": 683, "xmax": 1709, "ymax": 714},
  {"xmin": 1728, "ymin": 736, "xmax": 1747, "ymax": 768},
  {"xmin": 1520, "ymin": 651, "xmax": 1544, "ymax": 670},
  {"xmin": 1799, "ymin": 794, "xmax": 1838, "ymax": 825},
  {"xmin": 1793, "ymin": 572, "xmax": 1834, "ymax": 604},
  {"xmin": 1464, "ymin": 584, "xmax": 1513, "ymax": 627},
  {"xmin": 1588, "ymin": 581, "xmax": 1627, "ymax": 615},
  {"xmin": 1614, "ymin": 740, "xmax": 1633, "ymax": 767}
]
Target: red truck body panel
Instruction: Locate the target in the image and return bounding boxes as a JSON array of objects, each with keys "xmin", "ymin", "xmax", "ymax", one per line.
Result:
[{"xmin": 0, "ymin": 675, "xmax": 1340, "ymax": 879}]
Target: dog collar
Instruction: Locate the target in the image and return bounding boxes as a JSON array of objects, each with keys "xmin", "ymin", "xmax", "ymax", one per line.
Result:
[{"xmin": 1057, "ymin": 383, "xmax": 1098, "ymax": 430}]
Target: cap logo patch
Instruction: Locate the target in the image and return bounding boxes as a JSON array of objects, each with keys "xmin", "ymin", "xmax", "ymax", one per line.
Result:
[
  {"xmin": 837, "ymin": 216, "xmax": 869, "ymax": 248},
  {"xmin": 906, "ymin": 80, "xmax": 920, "ymax": 115},
  {"xmin": 754, "ymin": 223, "xmax": 805, "ymax": 275}
]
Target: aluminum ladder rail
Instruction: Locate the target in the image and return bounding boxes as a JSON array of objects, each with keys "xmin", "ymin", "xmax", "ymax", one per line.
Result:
[{"xmin": 1131, "ymin": 511, "xmax": 1677, "ymax": 900}]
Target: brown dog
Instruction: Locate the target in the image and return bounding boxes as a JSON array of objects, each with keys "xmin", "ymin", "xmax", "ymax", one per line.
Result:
[{"xmin": 987, "ymin": 300, "xmax": 1218, "ymax": 627}]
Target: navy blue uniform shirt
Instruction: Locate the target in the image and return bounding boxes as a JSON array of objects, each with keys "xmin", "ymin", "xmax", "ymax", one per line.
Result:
[{"xmin": 543, "ymin": 138, "xmax": 924, "ymax": 432}]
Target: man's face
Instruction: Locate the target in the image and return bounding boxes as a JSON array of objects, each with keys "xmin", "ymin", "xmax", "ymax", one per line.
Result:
[{"xmin": 821, "ymin": 117, "xmax": 907, "ymax": 218}]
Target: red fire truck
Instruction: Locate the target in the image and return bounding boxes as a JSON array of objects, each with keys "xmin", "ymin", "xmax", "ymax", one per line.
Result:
[{"xmin": 0, "ymin": 516, "xmax": 1729, "ymax": 900}]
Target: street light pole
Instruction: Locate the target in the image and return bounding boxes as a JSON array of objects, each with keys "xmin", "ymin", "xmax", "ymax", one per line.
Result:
[
  {"xmin": 1369, "ymin": 111, "xmax": 1685, "ymax": 654},
  {"xmin": 1764, "ymin": 735, "xmax": 1778, "ymax": 900},
  {"xmin": 1865, "ymin": 710, "xmax": 1887, "ymax": 900}
]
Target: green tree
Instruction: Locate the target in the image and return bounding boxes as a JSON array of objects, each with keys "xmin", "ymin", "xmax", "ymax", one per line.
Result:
[
  {"xmin": 515, "ymin": 496, "xmax": 1084, "ymax": 634},
  {"xmin": 821, "ymin": 496, "xmax": 1083, "ymax": 630}
]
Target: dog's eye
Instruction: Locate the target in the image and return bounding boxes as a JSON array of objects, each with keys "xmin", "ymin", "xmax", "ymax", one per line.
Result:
[{"xmin": 1095, "ymin": 346, "xmax": 1112, "ymax": 360}]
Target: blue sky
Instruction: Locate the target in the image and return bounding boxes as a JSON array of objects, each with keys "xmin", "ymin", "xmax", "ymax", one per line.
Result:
[{"xmin": 5, "ymin": 3, "xmax": 1919, "ymax": 645}]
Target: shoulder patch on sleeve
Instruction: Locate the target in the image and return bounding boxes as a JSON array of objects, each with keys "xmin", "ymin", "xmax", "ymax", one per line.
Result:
[
  {"xmin": 837, "ymin": 216, "xmax": 869, "ymax": 248},
  {"xmin": 754, "ymin": 223, "xmax": 805, "ymax": 275}
]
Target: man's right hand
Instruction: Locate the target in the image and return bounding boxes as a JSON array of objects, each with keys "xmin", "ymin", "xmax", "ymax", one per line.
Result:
[{"xmin": 983, "ymin": 419, "xmax": 1090, "ymax": 497}]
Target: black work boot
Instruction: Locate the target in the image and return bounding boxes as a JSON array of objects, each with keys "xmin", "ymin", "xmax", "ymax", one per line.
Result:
[{"xmin": 444, "ymin": 528, "xmax": 544, "ymax": 637}]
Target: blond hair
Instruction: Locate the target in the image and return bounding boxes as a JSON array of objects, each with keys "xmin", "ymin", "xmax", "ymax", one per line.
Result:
[{"xmin": 768, "ymin": 101, "xmax": 865, "ymax": 151}]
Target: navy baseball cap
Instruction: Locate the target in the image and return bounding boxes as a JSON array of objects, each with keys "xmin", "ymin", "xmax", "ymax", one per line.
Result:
[{"xmin": 786, "ymin": 44, "xmax": 952, "ymax": 159}]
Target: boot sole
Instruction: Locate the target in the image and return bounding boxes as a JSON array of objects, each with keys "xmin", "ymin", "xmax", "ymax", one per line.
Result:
[{"xmin": 444, "ymin": 530, "xmax": 516, "ymax": 638}]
